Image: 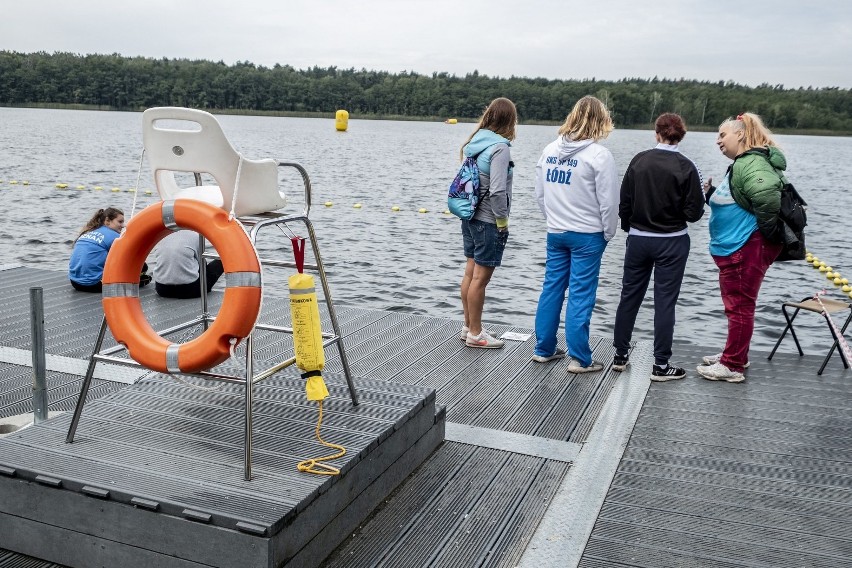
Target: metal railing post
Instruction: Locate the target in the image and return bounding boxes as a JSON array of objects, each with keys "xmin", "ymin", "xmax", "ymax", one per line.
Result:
[{"xmin": 30, "ymin": 287, "xmax": 48, "ymax": 424}]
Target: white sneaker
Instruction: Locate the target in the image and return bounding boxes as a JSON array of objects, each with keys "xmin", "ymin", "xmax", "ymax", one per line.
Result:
[
  {"xmin": 461, "ymin": 326, "xmax": 492, "ymax": 341},
  {"xmin": 696, "ymin": 362, "xmax": 745, "ymax": 383},
  {"xmin": 532, "ymin": 348, "xmax": 566, "ymax": 363},
  {"xmin": 567, "ymin": 360, "xmax": 604, "ymax": 374},
  {"xmin": 466, "ymin": 330, "xmax": 504, "ymax": 349},
  {"xmin": 702, "ymin": 352, "xmax": 750, "ymax": 368}
]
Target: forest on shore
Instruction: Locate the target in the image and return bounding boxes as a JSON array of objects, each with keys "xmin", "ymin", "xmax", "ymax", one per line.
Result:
[{"xmin": 1, "ymin": 51, "xmax": 850, "ymax": 134}]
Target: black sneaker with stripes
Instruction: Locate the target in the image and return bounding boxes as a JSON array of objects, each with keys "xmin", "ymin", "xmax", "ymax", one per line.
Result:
[{"xmin": 650, "ymin": 364, "xmax": 686, "ymax": 382}]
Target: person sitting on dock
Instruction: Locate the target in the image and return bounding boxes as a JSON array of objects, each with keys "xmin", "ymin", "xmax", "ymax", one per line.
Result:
[
  {"xmin": 154, "ymin": 229, "xmax": 224, "ymax": 299},
  {"xmin": 68, "ymin": 207, "xmax": 137, "ymax": 292}
]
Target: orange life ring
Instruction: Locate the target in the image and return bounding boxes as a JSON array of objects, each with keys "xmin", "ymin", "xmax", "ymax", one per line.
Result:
[{"xmin": 102, "ymin": 199, "xmax": 262, "ymax": 374}]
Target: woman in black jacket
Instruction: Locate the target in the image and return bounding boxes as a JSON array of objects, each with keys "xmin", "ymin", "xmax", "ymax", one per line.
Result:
[{"xmin": 611, "ymin": 113, "xmax": 705, "ymax": 381}]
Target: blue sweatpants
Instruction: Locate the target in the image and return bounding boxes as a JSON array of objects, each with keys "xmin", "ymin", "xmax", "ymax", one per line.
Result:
[{"xmin": 534, "ymin": 231, "xmax": 607, "ymax": 366}]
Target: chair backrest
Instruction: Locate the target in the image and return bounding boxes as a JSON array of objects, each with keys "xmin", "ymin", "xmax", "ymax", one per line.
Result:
[{"xmin": 142, "ymin": 107, "xmax": 286, "ymax": 216}]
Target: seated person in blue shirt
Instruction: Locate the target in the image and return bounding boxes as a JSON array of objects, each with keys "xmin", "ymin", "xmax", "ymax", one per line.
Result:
[
  {"xmin": 69, "ymin": 207, "xmax": 143, "ymax": 292},
  {"xmin": 154, "ymin": 229, "xmax": 224, "ymax": 299}
]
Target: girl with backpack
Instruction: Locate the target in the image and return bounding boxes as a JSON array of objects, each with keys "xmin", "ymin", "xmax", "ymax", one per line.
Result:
[{"xmin": 458, "ymin": 97, "xmax": 517, "ymax": 349}]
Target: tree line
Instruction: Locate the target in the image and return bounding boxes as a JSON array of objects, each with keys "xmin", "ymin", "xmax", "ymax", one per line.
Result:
[{"xmin": 1, "ymin": 51, "xmax": 850, "ymax": 133}]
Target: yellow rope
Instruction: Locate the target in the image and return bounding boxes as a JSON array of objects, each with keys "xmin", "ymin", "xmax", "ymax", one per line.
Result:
[{"xmin": 297, "ymin": 400, "xmax": 346, "ymax": 476}]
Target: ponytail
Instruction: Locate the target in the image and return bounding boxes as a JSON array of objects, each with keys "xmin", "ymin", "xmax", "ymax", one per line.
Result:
[
  {"xmin": 76, "ymin": 207, "xmax": 123, "ymax": 240},
  {"xmin": 720, "ymin": 112, "xmax": 778, "ymax": 150}
]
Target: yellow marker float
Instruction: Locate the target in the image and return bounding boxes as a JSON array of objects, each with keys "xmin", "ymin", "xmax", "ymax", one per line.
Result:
[
  {"xmin": 335, "ymin": 109, "xmax": 349, "ymax": 132},
  {"xmin": 288, "ymin": 240, "xmax": 345, "ymax": 476}
]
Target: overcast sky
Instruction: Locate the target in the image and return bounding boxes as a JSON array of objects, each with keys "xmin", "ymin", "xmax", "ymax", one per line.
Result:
[{"xmin": 3, "ymin": 1, "xmax": 850, "ymax": 89}]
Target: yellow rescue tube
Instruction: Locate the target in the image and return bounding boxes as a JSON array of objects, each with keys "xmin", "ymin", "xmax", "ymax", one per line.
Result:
[
  {"xmin": 335, "ymin": 109, "xmax": 349, "ymax": 132},
  {"xmin": 289, "ymin": 272, "xmax": 329, "ymax": 401}
]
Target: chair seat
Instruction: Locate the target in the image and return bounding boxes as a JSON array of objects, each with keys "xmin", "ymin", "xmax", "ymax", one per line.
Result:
[
  {"xmin": 172, "ymin": 186, "xmax": 225, "ymax": 208},
  {"xmin": 771, "ymin": 295, "xmax": 852, "ymax": 374},
  {"xmin": 784, "ymin": 298, "xmax": 850, "ymax": 314}
]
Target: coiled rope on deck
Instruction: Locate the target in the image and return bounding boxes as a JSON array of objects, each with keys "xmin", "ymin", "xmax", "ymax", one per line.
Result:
[{"xmin": 296, "ymin": 400, "xmax": 347, "ymax": 476}]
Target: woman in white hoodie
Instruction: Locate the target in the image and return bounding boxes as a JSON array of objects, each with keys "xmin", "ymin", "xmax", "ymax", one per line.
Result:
[{"xmin": 532, "ymin": 96, "xmax": 619, "ymax": 373}]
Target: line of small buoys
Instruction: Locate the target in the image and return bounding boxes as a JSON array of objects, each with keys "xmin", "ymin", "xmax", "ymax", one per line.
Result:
[
  {"xmin": 1, "ymin": 180, "xmax": 30, "ymax": 186},
  {"xmin": 51, "ymin": 182, "xmax": 154, "ymax": 195},
  {"xmin": 322, "ymin": 201, "xmax": 449, "ymax": 215},
  {"xmin": 806, "ymin": 252, "xmax": 852, "ymax": 300}
]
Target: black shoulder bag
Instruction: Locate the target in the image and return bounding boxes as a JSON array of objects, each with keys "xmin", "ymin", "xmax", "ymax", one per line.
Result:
[{"xmin": 774, "ymin": 179, "xmax": 808, "ymax": 262}]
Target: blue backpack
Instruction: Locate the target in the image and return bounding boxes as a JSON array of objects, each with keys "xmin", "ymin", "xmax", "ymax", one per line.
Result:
[{"xmin": 447, "ymin": 156, "xmax": 482, "ymax": 220}]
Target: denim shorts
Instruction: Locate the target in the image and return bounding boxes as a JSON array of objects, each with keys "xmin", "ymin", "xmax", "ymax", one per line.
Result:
[{"xmin": 461, "ymin": 219, "xmax": 509, "ymax": 267}]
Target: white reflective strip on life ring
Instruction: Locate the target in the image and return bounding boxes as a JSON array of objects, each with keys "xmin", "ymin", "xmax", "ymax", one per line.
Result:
[
  {"xmin": 166, "ymin": 344, "xmax": 181, "ymax": 373},
  {"xmin": 102, "ymin": 283, "xmax": 140, "ymax": 298},
  {"xmin": 161, "ymin": 201, "xmax": 179, "ymax": 231},
  {"xmin": 225, "ymin": 272, "xmax": 261, "ymax": 287}
]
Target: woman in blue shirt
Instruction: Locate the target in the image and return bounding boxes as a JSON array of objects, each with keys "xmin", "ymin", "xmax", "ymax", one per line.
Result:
[
  {"xmin": 68, "ymin": 207, "xmax": 125, "ymax": 292},
  {"xmin": 698, "ymin": 113, "xmax": 785, "ymax": 383}
]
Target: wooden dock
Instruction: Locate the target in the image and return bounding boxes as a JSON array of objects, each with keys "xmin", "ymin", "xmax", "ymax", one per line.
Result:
[{"xmin": 1, "ymin": 264, "xmax": 850, "ymax": 567}]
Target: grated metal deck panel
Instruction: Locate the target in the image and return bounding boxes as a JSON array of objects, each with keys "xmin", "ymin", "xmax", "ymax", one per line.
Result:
[
  {"xmin": 6, "ymin": 265, "xmax": 848, "ymax": 566},
  {"xmin": 579, "ymin": 345, "xmax": 852, "ymax": 568}
]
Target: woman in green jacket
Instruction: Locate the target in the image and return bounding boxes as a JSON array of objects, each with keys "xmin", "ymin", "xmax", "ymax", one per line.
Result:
[{"xmin": 697, "ymin": 113, "xmax": 785, "ymax": 383}]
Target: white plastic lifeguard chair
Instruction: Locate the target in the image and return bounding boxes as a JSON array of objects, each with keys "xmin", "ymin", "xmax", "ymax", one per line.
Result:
[
  {"xmin": 66, "ymin": 107, "xmax": 358, "ymax": 480},
  {"xmin": 142, "ymin": 107, "xmax": 286, "ymax": 216}
]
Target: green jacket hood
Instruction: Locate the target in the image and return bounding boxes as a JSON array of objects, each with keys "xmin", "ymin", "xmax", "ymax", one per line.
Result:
[{"xmin": 744, "ymin": 146, "xmax": 787, "ymax": 172}]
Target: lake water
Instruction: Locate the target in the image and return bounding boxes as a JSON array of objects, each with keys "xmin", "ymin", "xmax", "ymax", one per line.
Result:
[{"xmin": 1, "ymin": 107, "xmax": 850, "ymax": 355}]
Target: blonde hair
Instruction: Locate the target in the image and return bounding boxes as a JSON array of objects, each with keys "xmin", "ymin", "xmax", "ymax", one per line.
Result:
[
  {"xmin": 460, "ymin": 97, "xmax": 518, "ymax": 160},
  {"xmin": 558, "ymin": 96, "xmax": 613, "ymax": 141},
  {"xmin": 720, "ymin": 112, "xmax": 777, "ymax": 149}
]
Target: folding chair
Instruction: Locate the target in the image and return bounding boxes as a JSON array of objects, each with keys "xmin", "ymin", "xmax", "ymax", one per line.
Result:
[{"xmin": 768, "ymin": 296, "xmax": 852, "ymax": 375}]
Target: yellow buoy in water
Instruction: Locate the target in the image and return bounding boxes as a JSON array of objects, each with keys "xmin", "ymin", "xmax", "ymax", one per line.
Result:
[
  {"xmin": 94, "ymin": 186, "xmax": 103, "ymax": 191},
  {"xmin": 335, "ymin": 109, "xmax": 349, "ymax": 132},
  {"xmin": 844, "ymin": 285, "xmax": 852, "ymax": 293},
  {"xmin": 418, "ymin": 208, "xmax": 427, "ymax": 213},
  {"xmin": 9, "ymin": 180, "xmax": 18, "ymax": 185},
  {"xmin": 353, "ymin": 203, "xmax": 362, "ymax": 209},
  {"xmin": 22, "ymin": 181, "xmax": 29, "ymax": 186},
  {"xmin": 446, "ymin": 118, "xmax": 458, "ymax": 124},
  {"xmin": 391, "ymin": 206, "xmax": 400, "ymax": 212},
  {"xmin": 324, "ymin": 201, "xmax": 333, "ymax": 207},
  {"xmin": 834, "ymin": 277, "xmax": 843, "ymax": 285}
]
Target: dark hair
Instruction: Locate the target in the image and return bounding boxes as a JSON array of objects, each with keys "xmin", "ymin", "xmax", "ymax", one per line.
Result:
[
  {"xmin": 655, "ymin": 113, "xmax": 687, "ymax": 143},
  {"xmin": 459, "ymin": 97, "xmax": 518, "ymax": 160},
  {"xmin": 77, "ymin": 207, "xmax": 123, "ymax": 240}
]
